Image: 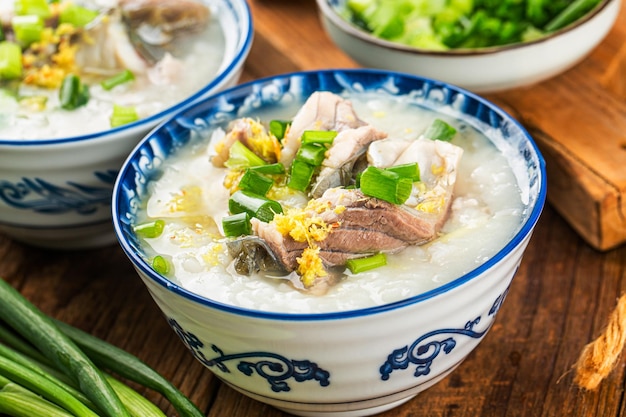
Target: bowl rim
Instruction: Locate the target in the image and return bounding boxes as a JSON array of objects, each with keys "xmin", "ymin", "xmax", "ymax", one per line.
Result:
[
  {"xmin": 317, "ymin": 0, "xmax": 617, "ymax": 57},
  {"xmin": 112, "ymin": 68, "xmax": 548, "ymax": 321},
  {"xmin": 0, "ymin": 0, "xmax": 254, "ymax": 147}
]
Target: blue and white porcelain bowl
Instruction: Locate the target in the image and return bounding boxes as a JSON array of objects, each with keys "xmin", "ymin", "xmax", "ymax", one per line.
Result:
[
  {"xmin": 113, "ymin": 69, "xmax": 546, "ymax": 416},
  {"xmin": 0, "ymin": 0, "xmax": 253, "ymax": 249},
  {"xmin": 316, "ymin": 0, "xmax": 620, "ymax": 92}
]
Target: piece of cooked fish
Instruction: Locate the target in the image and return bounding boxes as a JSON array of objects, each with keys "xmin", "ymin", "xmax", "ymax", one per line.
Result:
[
  {"xmin": 310, "ymin": 124, "xmax": 387, "ymax": 198},
  {"xmin": 279, "ymin": 91, "xmax": 366, "ymax": 167}
]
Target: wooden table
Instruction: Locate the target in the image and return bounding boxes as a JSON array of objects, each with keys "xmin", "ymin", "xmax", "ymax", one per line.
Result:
[{"xmin": 3, "ymin": 1, "xmax": 626, "ymax": 416}]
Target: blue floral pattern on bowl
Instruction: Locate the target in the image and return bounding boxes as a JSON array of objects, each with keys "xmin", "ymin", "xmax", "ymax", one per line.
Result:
[{"xmin": 0, "ymin": 170, "xmax": 116, "ymax": 216}]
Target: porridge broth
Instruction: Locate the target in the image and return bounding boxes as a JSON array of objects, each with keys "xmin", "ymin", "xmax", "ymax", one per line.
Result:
[
  {"xmin": 137, "ymin": 93, "xmax": 525, "ymax": 314},
  {"xmin": 0, "ymin": 0, "xmax": 225, "ymax": 139}
]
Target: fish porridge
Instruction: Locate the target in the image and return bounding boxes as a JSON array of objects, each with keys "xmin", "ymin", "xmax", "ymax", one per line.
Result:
[
  {"xmin": 0, "ymin": 0, "xmax": 225, "ymax": 139},
  {"xmin": 134, "ymin": 91, "xmax": 526, "ymax": 314}
]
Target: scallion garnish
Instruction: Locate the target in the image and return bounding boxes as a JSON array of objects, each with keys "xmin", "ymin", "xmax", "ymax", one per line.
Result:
[
  {"xmin": 423, "ymin": 119, "xmax": 457, "ymax": 142},
  {"xmin": 101, "ymin": 69, "xmax": 135, "ymax": 91},
  {"xmin": 110, "ymin": 104, "xmax": 138, "ymax": 127},
  {"xmin": 0, "ymin": 42, "xmax": 23, "ymax": 80},
  {"xmin": 269, "ymin": 120, "xmax": 290, "ymax": 140},
  {"xmin": 346, "ymin": 253, "xmax": 387, "ymax": 274},
  {"xmin": 222, "ymin": 212, "xmax": 251, "ymax": 237},
  {"xmin": 152, "ymin": 255, "xmax": 170, "ymax": 275},
  {"xmin": 385, "ymin": 162, "xmax": 420, "ymax": 182},
  {"xmin": 249, "ymin": 162, "xmax": 285, "ymax": 175},
  {"xmin": 11, "ymin": 15, "xmax": 44, "ymax": 46},
  {"xmin": 360, "ymin": 166, "xmax": 412, "ymax": 205},
  {"xmin": 287, "ymin": 159, "xmax": 316, "ymax": 192},
  {"xmin": 296, "ymin": 143, "xmax": 327, "ymax": 167},
  {"xmin": 228, "ymin": 190, "xmax": 283, "ymax": 223},
  {"xmin": 238, "ymin": 169, "xmax": 273, "ymax": 196},
  {"xmin": 301, "ymin": 130, "xmax": 337, "ymax": 145},
  {"xmin": 133, "ymin": 220, "xmax": 165, "ymax": 239},
  {"xmin": 224, "ymin": 140, "xmax": 267, "ymax": 170},
  {"xmin": 59, "ymin": 74, "xmax": 89, "ymax": 110},
  {"xmin": 59, "ymin": 4, "xmax": 99, "ymax": 28}
]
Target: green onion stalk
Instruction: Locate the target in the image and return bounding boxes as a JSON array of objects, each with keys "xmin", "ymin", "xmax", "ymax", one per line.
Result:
[{"xmin": 0, "ymin": 278, "xmax": 205, "ymax": 417}]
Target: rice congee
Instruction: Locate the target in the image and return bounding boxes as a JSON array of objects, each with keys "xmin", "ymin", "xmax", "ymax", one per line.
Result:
[
  {"xmin": 134, "ymin": 91, "xmax": 525, "ymax": 314},
  {"xmin": 0, "ymin": 0, "xmax": 225, "ymax": 139}
]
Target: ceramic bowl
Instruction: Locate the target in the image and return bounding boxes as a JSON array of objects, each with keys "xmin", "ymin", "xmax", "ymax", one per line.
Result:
[
  {"xmin": 316, "ymin": 0, "xmax": 620, "ymax": 92},
  {"xmin": 113, "ymin": 69, "xmax": 547, "ymax": 416},
  {"xmin": 0, "ymin": 0, "xmax": 253, "ymax": 250}
]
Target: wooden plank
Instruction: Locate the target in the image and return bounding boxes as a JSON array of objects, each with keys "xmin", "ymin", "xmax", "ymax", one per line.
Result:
[{"xmin": 488, "ymin": 6, "xmax": 626, "ymax": 250}]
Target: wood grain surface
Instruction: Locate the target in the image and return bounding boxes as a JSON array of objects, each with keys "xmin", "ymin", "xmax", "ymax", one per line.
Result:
[
  {"xmin": 489, "ymin": 2, "xmax": 626, "ymax": 251},
  {"xmin": 2, "ymin": 1, "xmax": 626, "ymax": 416}
]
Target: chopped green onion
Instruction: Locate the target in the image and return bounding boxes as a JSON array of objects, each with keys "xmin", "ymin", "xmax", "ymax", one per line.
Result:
[
  {"xmin": 100, "ymin": 70, "xmax": 135, "ymax": 91},
  {"xmin": 296, "ymin": 143, "xmax": 327, "ymax": 167},
  {"xmin": 59, "ymin": 4, "xmax": 99, "ymax": 28},
  {"xmin": 11, "ymin": 15, "xmax": 44, "ymax": 46},
  {"xmin": 544, "ymin": 0, "xmax": 601, "ymax": 32},
  {"xmin": 238, "ymin": 169, "xmax": 273, "ymax": 196},
  {"xmin": 152, "ymin": 255, "xmax": 170, "ymax": 275},
  {"xmin": 249, "ymin": 162, "xmax": 285, "ymax": 175},
  {"xmin": 346, "ymin": 253, "xmax": 387, "ymax": 274},
  {"xmin": 59, "ymin": 74, "xmax": 89, "ymax": 110},
  {"xmin": 0, "ymin": 42, "xmax": 23, "ymax": 80},
  {"xmin": 224, "ymin": 140, "xmax": 266, "ymax": 170},
  {"xmin": 14, "ymin": 0, "xmax": 51, "ymax": 18},
  {"xmin": 133, "ymin": 220, "xmax": 165, "ymax": 239},
  {"xmin": 222, "ymin": 212, "xmax": 251, "ymax": 237},
  {"xmin": 301, "ymin": 130, "xmax": 337, "ymax": 145},
  {"xmin": 360, "ymin": 166, "xmax": 412, "ymax": 205},
  {"xmin": 269, "ymin": 120, "xmax": 290, "ymax": 140},
  {"xmin": 385, "ymin": 162, "xmax": 420, "ymax": 182},
  {"xmin": 287, "ymin": 159, "xmax": 316, "ymax": 192},
  {"xmin": 228, "ymin": 190, "xmax": 283, "ymax": 223},
  {"xmin": 110, "ymin": 104, "xmax": 138, "ymax": 127},
  {"xmin": 423, "ymin": 118, "xmax": 457, "ymax": 141}
]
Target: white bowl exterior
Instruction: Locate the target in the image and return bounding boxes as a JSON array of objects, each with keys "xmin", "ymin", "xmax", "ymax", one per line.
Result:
[
  {"xmin": 0, "ymin": 0, "xmax": 252, "ymax": 249},
  {"xmin": 136, "ymin": 231, "xmax": 532, "ymax": 416},
  {"xmin": 0, "ymin": 127, "xmax": 147, "ymax": 248},
  {"xmin": 318, "ymin": 0, "xmax": 620, "ymax": 92}
]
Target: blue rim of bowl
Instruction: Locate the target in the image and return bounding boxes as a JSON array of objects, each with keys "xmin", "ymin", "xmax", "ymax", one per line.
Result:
[
  {"xmin": 317, "ymin": 0, "xmax": 617, "ymax": 56},
  {"xmin": 112, "ymin": 68, "xmax": 548, "ymax": 322},
  {"xmin": 0, "ymin": 0, "xmax": 253, "ymax": 147}
]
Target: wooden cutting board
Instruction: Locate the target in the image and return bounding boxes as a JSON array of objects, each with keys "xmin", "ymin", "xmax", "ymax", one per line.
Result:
[
  {"xmin": 487, "ymin": 5, "xmax": 626, "ymax": 251},
  {"xmin": 247, "ymin": 1, "xmax": 626, "ymax": 251}
]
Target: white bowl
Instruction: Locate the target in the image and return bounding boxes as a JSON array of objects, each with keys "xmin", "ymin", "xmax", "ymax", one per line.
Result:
[
  {"xmin": 113, "ymin": 69, "xmax": 547, "ymax": 416},
  {"xmin": 316, "ymin": 0, "xmax": 620, "ymax": 92},
  {"xmin": 0, "ymin": 0, "xmax": 253, "ymax": 250}
]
